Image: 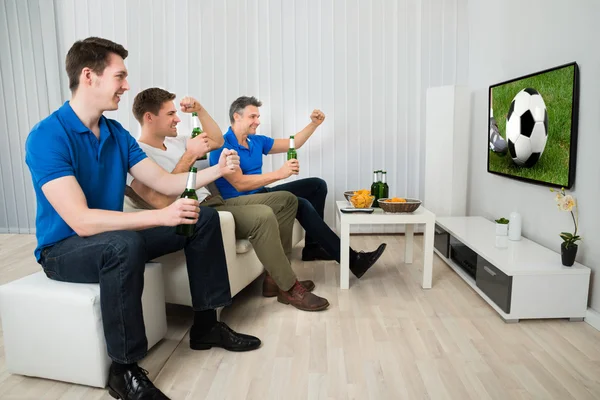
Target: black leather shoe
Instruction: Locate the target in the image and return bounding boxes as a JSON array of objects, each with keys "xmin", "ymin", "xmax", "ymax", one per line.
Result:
[
  {"xmin": 350, "ymin": 243, "xmax": 387, "ymax": 279},
  {"xmin": 302, "ymin": 245, "xmax": 335, "ymax": 261},
  {"xmin": 190, "ymin": 322, "xmax": 261, "ymax": 352},
  {"xmin": 107, "ymin": 363, "xmax": 170, "ymax": 400}
]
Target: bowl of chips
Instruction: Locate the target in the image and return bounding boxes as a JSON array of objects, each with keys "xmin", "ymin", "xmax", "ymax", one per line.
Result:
[
  {"xmin": 346, "ymin": 189, "xmax": 375, "ymax": 208},
  {"xmin": 343, "ymin": 190, "xmax": 357, "ymax": 202},
  {"xmin": 378, "ymin": 197, "xmax": 421, "ymax": 213}
]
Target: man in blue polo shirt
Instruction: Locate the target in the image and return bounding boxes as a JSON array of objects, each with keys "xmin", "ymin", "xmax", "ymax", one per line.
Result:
[
  {"xmin": 25, "ymin": 37, "xmax": 259, "ymax": 400},
  {"xmin": 210, "ymin": 96, "xmax": 387, "ymax": 280}
]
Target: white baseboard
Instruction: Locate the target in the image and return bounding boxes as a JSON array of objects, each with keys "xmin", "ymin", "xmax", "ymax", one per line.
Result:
[{"xmin": 585, "ymin": 308, "xmax": 600, "ymax": 332}]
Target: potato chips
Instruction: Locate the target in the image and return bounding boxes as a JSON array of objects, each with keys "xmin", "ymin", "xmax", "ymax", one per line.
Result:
[
  {"xmin": 384, "ymin": 197, "xmax": 406, "ymax": 203},
  {"xmin": 350, "ymin": 189, "xmax": 374, "ymax": 208}
]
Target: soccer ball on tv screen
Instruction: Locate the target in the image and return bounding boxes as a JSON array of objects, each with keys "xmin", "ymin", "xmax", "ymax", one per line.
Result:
[{"xmin": 506, "ymin": 88, "xmax": 548, "ymax": 167}]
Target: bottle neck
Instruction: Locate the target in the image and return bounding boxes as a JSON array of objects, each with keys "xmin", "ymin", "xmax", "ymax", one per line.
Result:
[
  {"xmin": 381, "ymin": 173, "xmax": 387, "ymax": 184},
  {"xmin": 289, "ymin": 138, "xmax": 295, "ymax": 149},
  {"xmin": 192, "ymin": 116, "xmax": 200, "ymax": 129},
  {"xmin": 373, "ymin": 172, "xmax": 378, "ymax": 181},
  {"xmin": 185, "ymin": 171, "xmax": 197, "ymax": 190}
]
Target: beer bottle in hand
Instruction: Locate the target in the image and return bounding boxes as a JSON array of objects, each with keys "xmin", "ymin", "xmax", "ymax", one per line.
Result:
[
  {"xmin": 287, "ymin": 135, "xmax": 297, "ymax": 160},
  {"xmin": 175, "ymin": 167, "xmax": 198, "ymax": 237},
  {"xmin": 191, "ymin": 112, "xmax": 207, "ymax": 160}
]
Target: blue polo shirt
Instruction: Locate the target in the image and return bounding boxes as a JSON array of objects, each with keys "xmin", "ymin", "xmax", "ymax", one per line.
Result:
[
  {"xmin": 209, "ymin": 127, "xmax": 274, "ymax": 199},
  {"xmin": 25, "ymin": 101, "xmax": 147, "ymax": 261}
]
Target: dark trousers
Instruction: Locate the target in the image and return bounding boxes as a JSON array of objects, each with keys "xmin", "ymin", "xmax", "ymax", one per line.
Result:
[
  {"xmin": 263, "ymin": 177, "xmax": 341, "ymax": 261},
  {"xmin": 39, "ymin": 207, "xmax": 231, "ymax": 364}
]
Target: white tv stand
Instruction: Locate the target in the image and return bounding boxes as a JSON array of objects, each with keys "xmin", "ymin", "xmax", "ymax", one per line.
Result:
[{"xmin": 435, "ymin": 216, "xmax": 590, "ymax": 323}]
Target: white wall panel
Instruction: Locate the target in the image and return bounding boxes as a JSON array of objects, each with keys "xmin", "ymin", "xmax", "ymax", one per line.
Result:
[{"xmin": 1, "ymin": 0, "xmax": 468, "ymax": 233}]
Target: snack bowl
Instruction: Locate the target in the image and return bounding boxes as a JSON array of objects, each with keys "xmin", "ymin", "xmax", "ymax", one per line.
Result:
[{"xmin": 378, "ymin": 198, "xmax": 421, "ymax": 213}]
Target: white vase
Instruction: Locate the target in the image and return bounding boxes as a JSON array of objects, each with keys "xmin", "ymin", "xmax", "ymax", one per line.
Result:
[
  {"xmin": 495, "ymin": 223, "xmax": 508, "ymax": 236},
  {"xmin": 509, "ymin": 212, "xmax": 522, "ymax": 241}
]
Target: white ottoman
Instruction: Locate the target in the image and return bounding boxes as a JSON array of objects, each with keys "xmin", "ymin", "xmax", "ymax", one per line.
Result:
[{"xmin": 0, "ymin": 262, "xmax": 168, "ymax": 388}]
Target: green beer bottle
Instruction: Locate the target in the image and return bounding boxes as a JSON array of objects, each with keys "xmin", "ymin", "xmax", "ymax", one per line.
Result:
[
  {"xmin": 287, "ymin": 135, "xmax": 297, "ymax": 160},
  {"xmin": 379, "ymin": 170, "xmax": 389, "ymax": 200},
  {"xmin": 371, "ymin": 170, "xmax": 380, "ymax": 207},
  {"xmin": 191, "ymin": 112, "xmax": 207, "ymax": 160},
  {"xmin": 175, "ymin": 167, "xmax": 199, "ymax": 237}
]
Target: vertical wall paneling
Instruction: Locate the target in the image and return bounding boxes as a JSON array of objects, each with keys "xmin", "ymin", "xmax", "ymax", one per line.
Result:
[{"xmin": 0, "ymin": 0, "xmax": 468, "ymax": 233}]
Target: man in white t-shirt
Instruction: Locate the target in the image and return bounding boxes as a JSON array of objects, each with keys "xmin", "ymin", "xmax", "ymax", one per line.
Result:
[{"xmin": 127, "ymin": 88, "xmax": 329, "ymax": 312}]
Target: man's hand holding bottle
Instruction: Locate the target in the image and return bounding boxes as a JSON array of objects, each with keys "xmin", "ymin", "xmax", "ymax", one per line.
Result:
[{"xmin": 278, "ymin": 159, "xmax": 300, "ymax": 179}]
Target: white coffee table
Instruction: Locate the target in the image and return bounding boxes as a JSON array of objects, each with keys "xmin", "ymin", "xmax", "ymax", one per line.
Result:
[{"xmin": 335, "ymin": 201, "xmax": 436, "ymax": 289}]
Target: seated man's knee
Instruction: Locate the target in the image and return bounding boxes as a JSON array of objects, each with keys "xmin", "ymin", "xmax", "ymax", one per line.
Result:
[
  {"xmin": 104, "ymin": 231, "xmax": 145, "ymax": 269},
  {"xmin": 254, "ymin": 205, "xmax": 277, "ymax": 225},
  {"xmin": 311, "ymin": 177, "xmax": 328, "ymax": 195},
  {"xmin": 198, "ymin": 206, "xmax": 220, "ymax": 224}
]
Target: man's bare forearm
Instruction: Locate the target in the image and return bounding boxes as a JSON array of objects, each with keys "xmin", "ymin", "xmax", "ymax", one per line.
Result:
[
  {"xmin": 173, "ymin": 151, "xmax": 198, "ymax": 174},
  {"xmin": 149, "ymin": 165, "xmax": 221, "ymax": 196},
  {"xmin": 294, "ymin": 122, "xmax": 319, "ymax": 149},
  {"xmin": 227, "ymin": 171, "xmax": 282, "ymax": 192},
  {"xmin": 198, "ymin": 108, "xmax": 225, "ymax": 148},
  {"xmin": 76, "ymin": 208, "xmax": 163, "ymax": 237}
]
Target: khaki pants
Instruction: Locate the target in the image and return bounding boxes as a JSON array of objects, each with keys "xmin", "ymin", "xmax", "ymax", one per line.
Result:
[{"xmin": 202, "ymin": 191, "xmax": 299, "ymax": 291}]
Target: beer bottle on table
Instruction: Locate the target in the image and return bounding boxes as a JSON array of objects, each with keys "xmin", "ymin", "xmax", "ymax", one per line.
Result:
[
  {"xmin": 190, "ymin": 112, "xmax": 207, "ymax": 160},
  {"xmin": 287, "ymin": 135, "xmax": 297, "ymax": 160},
  {"xmin": 175, "ymin": 167, "xmax": 199, "ymax": 237},
  {"xmin": 379, "ymin": 171, "xmax": 389, "ymax": 199},
  {"xmin": 376, "ymin": 170, "xmax": 383, "ymax": 196},
  {"xmin": 371, "ymin": 170, "xmax": 380, "ymax": 207}
]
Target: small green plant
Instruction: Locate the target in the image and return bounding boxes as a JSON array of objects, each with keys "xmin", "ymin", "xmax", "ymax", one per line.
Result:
[{"xmin": 495, "ymin": 217, "xmax": 509, "ymax": 224}]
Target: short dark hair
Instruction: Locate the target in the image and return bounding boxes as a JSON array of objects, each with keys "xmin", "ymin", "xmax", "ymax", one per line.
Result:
[
  {"xmin": 229, "ymin": 96, "xmax": 262, "ymax": 123},
  {"xmin": 65, "ymin": 37, "xmax": 128, "ymax": 92},
  {"xmin": 132, "ymin": 88, "xmax": 177, "ymax": 124}
]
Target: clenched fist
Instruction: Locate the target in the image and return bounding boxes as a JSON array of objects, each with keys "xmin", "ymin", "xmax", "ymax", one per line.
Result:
[
  {"xmin": 278, "ymin": 159, "xmax": 300, "ymax": 179},
  {"xmin": 310, "ymin": 109, "xmax": 325, "ymax": 126},
  {"xmin": 187, "ymin": 132, "xmax": 211, "ymax": 159},
  {"xmin": 218, "ymin": 149, "xmax": 240, "ymax": 176},
  {"xmin": 161, "ymin": 198, "xmax": 200, "ymax": 226},
  {"xmin": 180, "ymin": 96, "xmax": 204, "ymax": 114}
]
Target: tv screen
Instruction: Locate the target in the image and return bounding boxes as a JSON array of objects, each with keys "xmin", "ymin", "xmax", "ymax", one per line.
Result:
[{"xmin": 487, "ymin": 62, "xmax": 579, "ymax": 188}]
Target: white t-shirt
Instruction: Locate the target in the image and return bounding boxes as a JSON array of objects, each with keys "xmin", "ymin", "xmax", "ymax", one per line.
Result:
[{"xmin": 129, "ymin": 135, "xmax": 211, "ymax": 203}]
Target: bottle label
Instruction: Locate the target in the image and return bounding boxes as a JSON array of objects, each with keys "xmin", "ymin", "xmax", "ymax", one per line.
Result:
[{"xmin": 185, "ymin": 172, "xmax": 197, "ymax": 190}]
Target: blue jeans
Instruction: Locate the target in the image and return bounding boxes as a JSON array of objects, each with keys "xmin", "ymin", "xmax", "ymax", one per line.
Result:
[
  {"xmin": 39, "ymin": 207, "xmax": 231, "ymax": 364},
  {"xmin": 263, "ymin": 177, "xmax": 341, "ymax": 261}
]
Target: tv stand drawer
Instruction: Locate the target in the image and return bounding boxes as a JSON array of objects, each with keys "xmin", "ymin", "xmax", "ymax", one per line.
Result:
[{"xmin": 476, "ymin": 255, "xmax": 512, "ymax": 314}]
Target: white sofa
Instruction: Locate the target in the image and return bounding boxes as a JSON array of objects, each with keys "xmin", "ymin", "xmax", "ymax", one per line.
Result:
[{"xmin": 123, "ymin": 196, "xmax": 304, "ymax": 305}]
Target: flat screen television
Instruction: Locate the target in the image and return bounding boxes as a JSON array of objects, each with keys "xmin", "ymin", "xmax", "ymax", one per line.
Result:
[{"xmin": 487, "ymin": 62, "xmax": 579, "ymax": 189}]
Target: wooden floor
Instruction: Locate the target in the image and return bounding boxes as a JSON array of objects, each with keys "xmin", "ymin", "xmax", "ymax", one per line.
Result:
[{"xmin": 0, "ymin": 233, "xmax": 599, "ymax": 400}]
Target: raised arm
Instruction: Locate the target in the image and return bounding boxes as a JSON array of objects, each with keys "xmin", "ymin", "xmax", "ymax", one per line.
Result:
[
  {"xmin": 180, "ymin": 96, "xmax": 224, "ymax": 150},
  {"xmin": 42, "ymin": 176, "xmax": 199, "ymax": 237},
  {"xmin": 269, "ymin": 109, "xmax": 326, "ymax": 154},
  {"xmin": 224, "ymin": 159, "xmax": 299, "ymax": 192},
  {"xmin": 131, "ymin": 148, "xmax": 240, "ymax": 208},
  {"xmin": 130, "ymin": 137, "xmax": 211, "ymax": 209},
  {"xmin": 129, "ymin": 158, "xmax": 219, "ymax": 196}
]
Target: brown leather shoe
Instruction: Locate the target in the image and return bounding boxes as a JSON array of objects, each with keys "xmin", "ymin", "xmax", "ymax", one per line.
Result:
[
  {"xmin": 262, "ymin": 274, "xmax": 315, "ymax": 297},
  {"xmin": 277, "ymin": 281, "xmax": 329, "ymax": 311}
]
